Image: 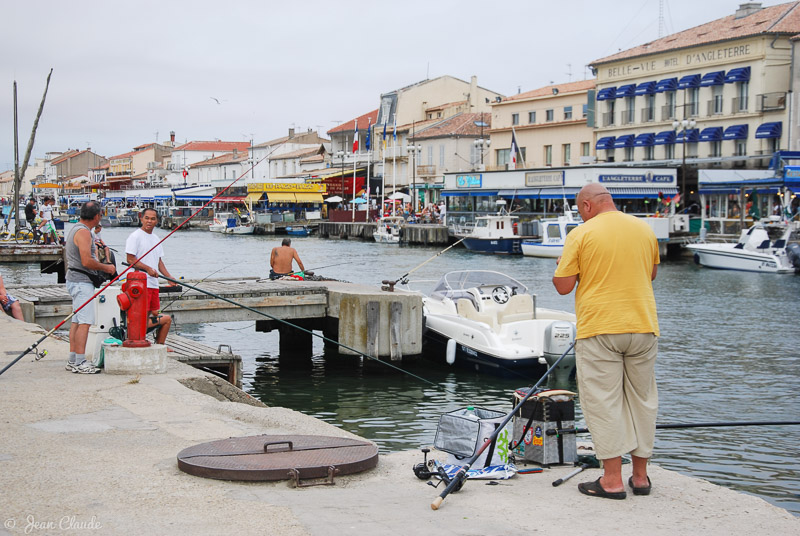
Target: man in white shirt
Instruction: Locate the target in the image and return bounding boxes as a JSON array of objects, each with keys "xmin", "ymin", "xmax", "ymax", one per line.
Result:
[{"xmin": 125, "ymin": 208, "xmax": 176, "ymax": 345}]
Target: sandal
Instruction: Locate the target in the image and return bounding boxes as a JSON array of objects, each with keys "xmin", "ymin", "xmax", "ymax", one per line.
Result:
[
  {"xmin": 628, "ymin": 476, "xmax": 652, "ymax": 496},
  {"xmin": 578, "ymin": 478, "xmax": 627, "ymax": 500}
]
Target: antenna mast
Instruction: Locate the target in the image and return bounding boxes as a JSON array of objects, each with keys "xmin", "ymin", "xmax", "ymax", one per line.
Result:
[{"xmin": 658, "ymin": 0, "xmax": 666, "ymax": 38}]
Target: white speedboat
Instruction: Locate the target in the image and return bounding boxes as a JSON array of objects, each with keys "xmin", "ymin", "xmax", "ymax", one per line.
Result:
[
  {"xmin": 685, "ymin": 218, "xmax": 800, "ymax": 274},
  {"xmin": 208, "ymin": 212, "xmax": 233, "ymax": 233},
  {"xmin": 460, "ymin": 201, "xmax": 522, "ymax": 254},
  {"xmin": 373, "ymin": 216, "xmax": 404, "ymax": 244},
  {"xmin": 421, "ymin": 270, "xmax": 577, "ymax": 381},
  {"xmin": 521, "ymin": 207, "xmax": 582, "ymax": 258},
  {"xmin": 209, "ymin": 211, "xmax": 255, "ymax": 234}
]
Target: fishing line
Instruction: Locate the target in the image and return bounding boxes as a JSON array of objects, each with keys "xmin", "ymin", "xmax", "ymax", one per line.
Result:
[
  {"xmin": 388, "ymin": 237, "xmax": 466, "ymax": 287},
  {"xmin": 1, "ymin": 139, "xmax": 288, "ymax": 377}
]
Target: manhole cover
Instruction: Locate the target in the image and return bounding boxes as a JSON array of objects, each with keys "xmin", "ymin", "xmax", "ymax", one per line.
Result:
[{"xmin": 177, "ymin": 434, "xmax": 378, "ymax": 483}]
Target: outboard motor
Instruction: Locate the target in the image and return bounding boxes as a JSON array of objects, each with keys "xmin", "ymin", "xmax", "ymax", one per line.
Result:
[
  {"xmin": 787, "ymin": 242, "xmax": 800, "ymax": 270},
  {"xmin": 542, "ymin": 321, "xmax": 576, "ymax": 386}
]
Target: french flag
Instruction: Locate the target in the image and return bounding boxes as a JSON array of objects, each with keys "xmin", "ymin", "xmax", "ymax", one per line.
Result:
[
  {"xmin": 352, "ymin": 120, "xmax": 359, "ymax": 153},
  {"xmin": 510, "ymin": 129, "xmax": 518, "ymax": 171}
]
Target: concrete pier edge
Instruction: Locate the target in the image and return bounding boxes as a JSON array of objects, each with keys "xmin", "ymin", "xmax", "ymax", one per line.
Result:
[{"xmin": 1, "ymin": 313, "xmax": 798, "ymax": 535}]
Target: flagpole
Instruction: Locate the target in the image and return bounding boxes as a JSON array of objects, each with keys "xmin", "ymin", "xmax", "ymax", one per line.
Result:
[
  {"xmin": 351, "ymin": 120, "xmax": 358, "ymax": 223},
  {"xmin": 381, "ymin": 120, "xmax": 386, "ymax": 221},
  {"xmin": 392, "ymin": 114, "xmax": 397, "ymax": 217},
  {"xmin": 366, "ymin": 119, "xmax": 371, "ymax": 222}
]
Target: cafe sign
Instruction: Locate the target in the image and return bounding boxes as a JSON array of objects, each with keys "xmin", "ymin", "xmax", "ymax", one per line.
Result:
[
  {"xmin": 599, "ymin": 173, "xmax": 673, "ymax": 184},
  {"xmin": 525, "ymin": 171, "xmax": 564, "ymax": 187},
  {"xmin": 456, "ymin": 175, "xmax": 482, "ymax": 188},
  {"xmin": 247, "ymin": 182, "xmax": 326, "ymax": 193}
]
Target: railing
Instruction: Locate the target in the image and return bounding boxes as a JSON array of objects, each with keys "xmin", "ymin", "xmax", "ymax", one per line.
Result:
[
  {"xmin": 602, "ymin": 111, "xmax": 615, "ymax": 126},
  {"xmin": 621, "ymin": 110, "xmax": 635, "ymax": 125},
  {"xmin": 731, "ymin": 96, "xmax": 748, "ymax": 113},
  {"xmin": 640, "ymin": 108, "xmax": 655, "ymax": 122},
  {"xmin": 756, "ymin": 92, "xmax": 786, "ymax": 112},
  {"xmin": 706, "ymin": 98, "xmax": 724, "ymax": 116},
  {"xmin": 661, "ymin": 105, "xmax": 675, "ymax": 121},
  {"xmin": 417, "ymin": 165, "xmax": 437, "ymax": 177}
]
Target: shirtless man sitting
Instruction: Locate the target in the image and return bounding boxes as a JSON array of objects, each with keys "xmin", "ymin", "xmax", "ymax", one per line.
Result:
[{"xmin": 270, "ymin": 238, "xmax": 305, "ymax": 280}]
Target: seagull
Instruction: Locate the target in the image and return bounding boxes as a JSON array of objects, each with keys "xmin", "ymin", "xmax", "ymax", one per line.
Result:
[{"xmin": 210, "ymin": 97, "xmax": 222, "ymax": 105}]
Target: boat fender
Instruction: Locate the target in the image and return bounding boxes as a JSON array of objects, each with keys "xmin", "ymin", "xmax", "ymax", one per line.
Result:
[
  {"xmin": 446, "ymin": 339, "xmax": 456, "ymax": 365},
  {"xmin": 787, "ymin": 242, "xmax": 800, "ymax": 269},
  {"xmin": 693, "ymin": 253, "xmax": 700, "ymax": 265}
]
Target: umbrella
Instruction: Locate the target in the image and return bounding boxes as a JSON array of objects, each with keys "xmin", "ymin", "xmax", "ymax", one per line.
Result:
[
  {"xmin": 324, "ymin": 196, "xmax": 343, "ymax": 203},
  {"xmin": 388, "ymin": 192, "xmax": 411, "ymax": 201},
  {"xmin": 349, "ymin": 197, "xmax": 367, "ymax": 204}
]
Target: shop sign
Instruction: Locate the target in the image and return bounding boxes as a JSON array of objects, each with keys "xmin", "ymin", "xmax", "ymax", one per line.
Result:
[
  {"xmin": 247, "ymin": 182, "xmax": 326, "ymax": 193},
  {"xmin": 456, "ymin": 175, "xmax": 482, "ymax": 188},
  {"xmin": 784, "ymin": 166, "xmax": 800, "ymax": 178},
  {"xmin": 599, "ymin": 173, "xmax": 672, "ymax": 184},
  {"xmin": 525, "ymin": 171, "xmax": 564, "ymax": 187}
]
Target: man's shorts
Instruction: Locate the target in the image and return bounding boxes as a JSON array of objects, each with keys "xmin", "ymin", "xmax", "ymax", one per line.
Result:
[
  {"xmin": 147, "ymin": 288, "xmax": 161, "ymax": 313},
  {"xmin": 66, "ymin": 281, "xmax": 95, "ymax": 325},
  {"xmin": 2, "ymin": 294, "xmax": 18, "ymax": 313}
]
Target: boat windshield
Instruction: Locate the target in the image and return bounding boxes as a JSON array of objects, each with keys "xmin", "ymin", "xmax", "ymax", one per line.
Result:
[{"xmin": 429, "ymin": 270, "xmax": 527, "ymax": 301}]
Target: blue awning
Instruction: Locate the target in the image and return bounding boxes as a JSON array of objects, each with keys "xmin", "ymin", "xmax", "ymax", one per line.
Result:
[
  {"xmin": 654, "ymin": 131, "xmax": 676, "ymax": 145},
  {"xmin": 699, "ymin": 71, "xmax": 725, "ymax": 87},
  {"xmin": 678, "ymin": 74, "xmax": 701, "ymax": 89},
  {"xmin": 634, "ymin": 133, "xmax": 656, "ymax": 147},
  {"xmin": 440, "ymin": 190, "xmax": 498, "ymax": 197},
  {"xmin": 539, "ymin": 187, "xmax": 581, "ymax": 199},
  {"xmin": 613, "ymin": 134, "xmax": 635, "ymax": 148},
  {"xmin": 755, "ymin": 121, "xmax": 782, "ymax": 139},
  {"xmin": 699, "ymin": 127, "xmax": 723, "ymax": 142},
  {"xmin": 675, "ymin": 128, "xmax": 699, "ymax": 144},
  {"xmin": 615, "ymin": 84, "xmax": 636, "ymax": 98},
  {"xmin": 607, "ymin": 187, "xmax": 678, "ymax": 199},
  {"xmin": 634, "ymin": 81, "xmax": 657, "ymax": 95},
  {"xmin": 723, "ymin": 124, "xmax": 749, "ymax": 140},
  {"xmin": 597, "ymin": 87, "xmax": 616, "ymax": 100},
  {"xmin": 655, "ymin": 77, "xmax": 678, "ymax": 92},
  {"xmin": 596, "ymin": 136, "xmax": 616, "ymax": 150},
  {"xmin": 724, "ymin": 67, "xmax": 750, "ymax": 83}
]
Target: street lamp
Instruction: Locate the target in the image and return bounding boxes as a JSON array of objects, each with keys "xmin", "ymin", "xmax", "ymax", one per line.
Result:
[
  {"xmin": 408, "ymin": 144, "xmax": 421, "ymax": 213},
  {"xmin": 473, "ymin": 120, "xmax": 490, "ymax": 170},
  {"xmin": 336, "ymin": 150, "xmax": 345, "ymax": 204},
  {"xmin": 672, "ymin": 118, "xmax": 696, "ymax": 207}
]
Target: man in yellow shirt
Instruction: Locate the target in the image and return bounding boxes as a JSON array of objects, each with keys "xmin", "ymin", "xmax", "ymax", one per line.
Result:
[{"xmin": 553, "ymin": 183, "xmax": 659, "ymax": 500}]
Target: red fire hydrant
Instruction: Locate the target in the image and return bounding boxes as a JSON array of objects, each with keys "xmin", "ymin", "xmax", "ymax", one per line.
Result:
[{"xmin": 117, "ymin": 271, "xmax": 151, "ymax": 348}]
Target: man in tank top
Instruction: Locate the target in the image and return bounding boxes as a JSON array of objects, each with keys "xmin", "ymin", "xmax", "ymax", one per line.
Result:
[{"xmin": 65, "ymin": 201, "xmax": 117, "ymax": 374}]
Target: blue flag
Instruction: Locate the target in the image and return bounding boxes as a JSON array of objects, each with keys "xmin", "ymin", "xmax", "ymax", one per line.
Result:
[{"xmin": 365, "ymin": 118, "xmax": 371, "ymax": 151}]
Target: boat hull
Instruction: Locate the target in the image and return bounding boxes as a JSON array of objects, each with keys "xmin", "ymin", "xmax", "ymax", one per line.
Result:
[
  {"xmin": 373, "ymin": 232, "xmax": 400, "ymax": 244},
  {"xmin": 286, "ymin": 226, "xmax": 310, "ymax": 237},
  {"xmin": 686, "ymin": 244, "xmax": 795, "ymax": 274},
  {"xmin": 462, "ymin": 237, "xmax": 521, "ymax": 254},
  {"xmin": 521, "ymin": 241, "xmax": 563, "ymax": 258}
]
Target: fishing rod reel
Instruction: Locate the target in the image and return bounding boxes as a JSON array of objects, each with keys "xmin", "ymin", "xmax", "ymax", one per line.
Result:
[
  {"xmin": 33, "ymin": 348, "xmax": 48, "ymax": 361},
  {"xmin": 412, "ymin": 448, "xmax": 464, "ymax": 492}
]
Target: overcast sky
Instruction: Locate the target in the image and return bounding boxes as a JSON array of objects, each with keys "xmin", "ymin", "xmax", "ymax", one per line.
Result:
[{"xmin": 2, "ymin": 0, "xmax": 782, "ymax": 169}]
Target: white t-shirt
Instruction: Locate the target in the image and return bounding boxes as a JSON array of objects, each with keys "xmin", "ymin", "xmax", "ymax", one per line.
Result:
[
  {"xmin": 125, "ymin": 228, "xmax": 164, "ymax": 289},
  {"xmin": 41, "ymin": 204, "xmax": 53, "ymax": 222}
]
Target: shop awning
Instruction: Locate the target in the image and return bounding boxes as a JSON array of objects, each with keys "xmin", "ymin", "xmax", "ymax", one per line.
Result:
[
  {"xmin": 676, "ymin": 128, "xmax": 699, "ymax": 144},
  {"xmin": 723, "ymin": 124, "xmax": 748, "ymax": 140},
  {"xmin": 655, "ymin": 78, "xmax": 678, "ymax": 93},
  {"xmin": 654, "ymin": 131, "xmax": 676, "ymax": 145},
  {"xmin": 320, "ymin": 167, "xmax": 366, "ymax": 180},
  {"xmin": 246, "ymin": 192, "xmax": 263, "ymax": 203},
  {"xmin": 699, "ymin": 71, "xmax": 725, "ymax": 87},
  {"xmin": 597, "ymin": 87, "xmax": 616, "ymax": 100},
  {"xmin": 615, "ymin": 84, "xmax": 636, "ymax": 98},
  {"xmin": 440, "ymin": 191, "xmax": 499, "ymax": 197},
  {"xmin": 294, "ymin": 193, "xmax": 325, "ymax": 203},
  {"xmin": 613, "ymin": 134, "xmax": 635, "ymax": 148},
  {"xmin": 724, "ymin": 67, "xmax": 750, "ymax": 83},
  {"xmin": 634, "ymin": 81, "xmax": 657, "ymax": 96},
  {"xmin": 267, "ymin": 192, "xmax": 297, "ymax": 202},
  {"xmin": 678, "ymin": 74, "xmax": 701, "ymax": 89},
  {"xmin": 755, "ymin": 121, "xmax": 782, "ymax": 139},
  {"xmin": 634, "ymin": 133, "xmax": 656, "ymax": 147},
  {"xmin": 699, "ymin": 127, "xmax": 723, "ymax": 142},
  {"xmin": 607, "ymin": 187, "xmax": 678, "ymax": 198},
  {"xmin": 596, "ymin": 136, "xmax": 616, "ymax": 150},
  {"xmin": 213, "ymin": 196, "xmax": 245, "ymax": 202}
]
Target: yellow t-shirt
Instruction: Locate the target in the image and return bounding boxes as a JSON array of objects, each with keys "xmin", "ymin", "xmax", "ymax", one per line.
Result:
[{"xmin": 554, "ymin": 210, "xmax": 659, "ymax": 339}]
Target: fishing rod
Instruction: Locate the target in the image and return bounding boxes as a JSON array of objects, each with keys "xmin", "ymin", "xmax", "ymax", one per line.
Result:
[
  {"xmin": 1, "ymin": 138, "xmax": 288, "ymax": 378},
  {"xmin": 385, "ymin": 237, "xmax": 466, "ymax": 290},
  {"xmin": 430, "ymin": 341, "xmax": 575, "ymax": 511},
  {"xmin": 546, "ymin": 420, "xmax": 800, "ymax": 436}
]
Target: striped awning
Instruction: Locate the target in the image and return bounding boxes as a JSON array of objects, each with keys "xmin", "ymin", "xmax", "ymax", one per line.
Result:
[
  {"xmin": 615, "ymin": 84, "xmax": 636, "ymax": 98},
  {"xmin": 699, "ymin": 127, "xmax": 723, "ymax": 142},
  {"xmin": 755, "ymin": 122, "xmax": 782, "ymax": 139},
  {"xmin": 676, "ymin": 128, "xmax": 699, "ymax": 144},
  {"xmin": 655, "ymin": 78, "xmax": 678, "ymax": 93},
  {"xmin": 654, "ymin": 131, "xmax": 676, "ymax": 145},
  {"xmin": 634, "ymin": 81, "xmax": 657, "ymax": 96},
  {"xmin": 634, "ymin": 133, "xmax": 656, "ymax": 147},
  {"xmin": 699, "ymin": 71, "xmax": 725, "ymax": 87},
  {"xmin": 597, "ymin": 87, "xmax": 616, "ymax": 100},
  {"xmin": 267, "ymin": 192, "xmax": 297, "ymax": 202},
  {"xmin": 613, "ymin": 134, "xmax": 635, "ymax": 148},
  {"xmin": 596, "ymin": 136, "xmax": 616, "ymax": 150},
  {"xmin": 724, "ymin": 67, "xmax": 750, "ymax": 83},
  {"xmin": 678, "ymin": 74, "xmax": 701, "ymax": 89},
  {"xmin": 607, "ymin": 187, "xmax": 678, "ymax": 198},
  {"xmin": 723, "ymin": 124, "xmax": 749, "ymax": 140}
]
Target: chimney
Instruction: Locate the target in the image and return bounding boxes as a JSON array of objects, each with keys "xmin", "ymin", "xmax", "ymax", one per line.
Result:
[
  {"xmin": 288, "ymin": 127, "xmax": 295, "ymax": 138},
  {"xmin": 170, "ymin": 131, "xmax": 175, "ymax": 143},
  {"xmin": 233, "ymin": 148, "xmax": 238, "ymax": 157},
  {"xmin": 735, "ymin": 2, "xmax": 762, "ymax": 19},
  {"xmin": 469, "ymin": 75, "xmax": 479, "ymax": 109}
]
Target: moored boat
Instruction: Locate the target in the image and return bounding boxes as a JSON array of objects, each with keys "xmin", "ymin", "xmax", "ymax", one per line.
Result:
[
  {"xmin": 521, "ymin": 206, "xmax": 582, "ymax": 258},
  {"xmin": 373, "ymin": 216, "xmax": 404, "ymax": 244},
  {"xmin": 460, "ymin": 201, "xmax": 526, "ymax": 254},
  {"xmin": 286, "ymin": 225, "xmax": 311, "ymax": 237}
]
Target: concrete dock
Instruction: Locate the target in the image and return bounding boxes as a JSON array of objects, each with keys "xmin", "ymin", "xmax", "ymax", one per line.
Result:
[{"xmin": 1, "ymin": 314, "xmax": 798, "ymax": 535}]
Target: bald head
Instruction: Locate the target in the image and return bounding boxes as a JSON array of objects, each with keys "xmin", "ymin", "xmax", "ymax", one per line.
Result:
[{"xmin": 576, "ymin": 183, "xmax": 616, "ymax": 221}]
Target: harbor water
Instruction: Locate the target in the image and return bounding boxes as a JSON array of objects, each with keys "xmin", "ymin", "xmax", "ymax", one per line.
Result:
[{"xmin": 4, "ymin": 226, "xmax": 800, "ymax": 514}]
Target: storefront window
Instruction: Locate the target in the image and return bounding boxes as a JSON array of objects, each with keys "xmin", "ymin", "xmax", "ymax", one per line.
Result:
[{"xmin": 474, "ymin": 195, "xmax": 498, "ymax": 212}]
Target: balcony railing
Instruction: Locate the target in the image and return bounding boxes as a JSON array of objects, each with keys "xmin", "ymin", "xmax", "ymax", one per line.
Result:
[
  {"xmin": 661, "ymin": 105, "xmax": 676, "ymax": 121},
  {"xmin": 732, "ymin": 97, "xmax": 749, "ymax": 113},
  {"xmin": 706, "ymin": 98, "xmax": 724, "ymax": 116},
  {"xmin": 756, "ymin": 92, "xmax": 786, "ymax": 112},
  {"xmin": 621, "ymin": 110, "xmax": 635, "ymax": 125},
  {"xmin": 640, "ymin": 108, "xmax": 655, "ymax": 122},
  {"xmin": 602, "ymin": 111, "xmax": 615, "ymax": 127},
  {"xmin": 417, "ymin": 164, "xmax": 437, "ymax": 177}
]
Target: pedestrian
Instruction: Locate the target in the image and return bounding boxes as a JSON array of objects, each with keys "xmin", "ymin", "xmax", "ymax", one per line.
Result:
[
  {"xmin": 125, "ymin": 207, "xmax": 176, "ymax": 346},
  {"xmin": 438, "ymin": 201, "xmax": 446, "ymax": 225},
  {"xmin": 552, "ymin": 183, "xmax": 659, "ymax": 500},
  {"xmin": 64, "ymin": 201, "xmax": 117, "ymax": 373},
  {"xmin": 269, "ymin": 238, "xmax": 305, "ymax": 280},
  {"xmin": 38, "ymin": 197, "xmax": 56, "ymax": 244},
  {"xmin": 24, "ymin": 198, "xmax": 37, "ymax": 229},
  {"xmin": 0, "ymin": 273, "xmax": 24, "ymax": 321}
]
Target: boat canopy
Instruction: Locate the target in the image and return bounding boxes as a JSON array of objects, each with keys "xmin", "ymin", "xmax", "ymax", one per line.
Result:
[{"xmin": 430, "ymin": 270, "xmax": 528, "ymax": 303}]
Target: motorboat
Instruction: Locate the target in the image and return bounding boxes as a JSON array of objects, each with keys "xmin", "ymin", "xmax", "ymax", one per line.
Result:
[
  {"xmin": 286, "ymin": 225, "xmax": 311, "ymax": 237},
  {"xmin": 685, "ymin": 218, "xmax": 800, "ymax": 274},
  {"xmin": 521, "ymin": 206, "xmax": 582, "ymax": 258},
  {"xmin": 373, "ymin": 216, "xmax": 404, "ymax": 244},
  {"xmin": 209, "ymin": 211, "xmax": 254, "ymax": 235},
  {"xmin": 421, "ymin": 270, "xmax": 577, "ymax": 381},
  {"xmin": 208, "ymin": 212, "xmax": 233, "ymax": 233},
  {"xmin": 460, "ymin": 201, "xmax": 523, "ymax": 254}
]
